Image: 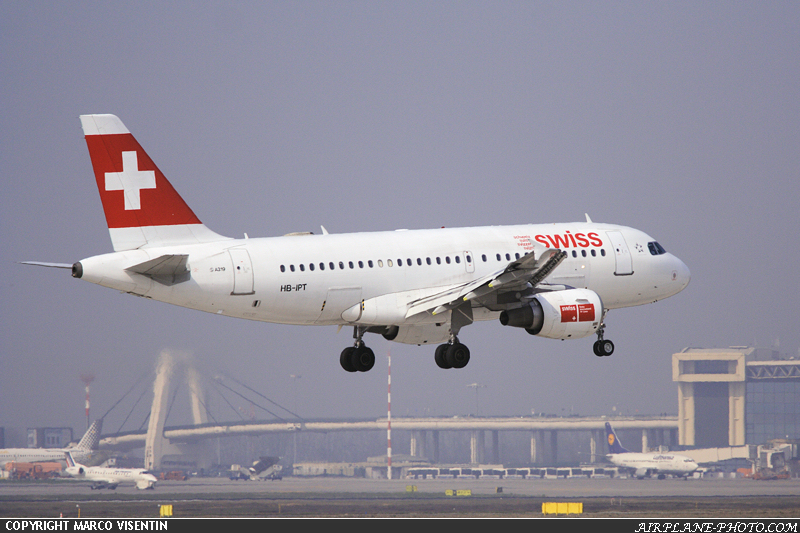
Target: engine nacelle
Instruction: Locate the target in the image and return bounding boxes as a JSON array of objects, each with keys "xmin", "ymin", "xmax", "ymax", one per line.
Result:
[{"xmin": 499, "ymin": 288, "xmax": 603, "ymax": 340}]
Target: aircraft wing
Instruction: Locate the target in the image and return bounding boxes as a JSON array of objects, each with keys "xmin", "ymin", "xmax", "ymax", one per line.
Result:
[
  {"xmin": 90, "ymin": 479, "xmax": 119, "ymax": 489},
  {"xmin": 405, "ymin": 248, "xmax": 567, "ymax": 318}
]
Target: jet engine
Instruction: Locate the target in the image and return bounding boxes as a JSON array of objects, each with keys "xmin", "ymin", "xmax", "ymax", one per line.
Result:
[
  {"xmin": 499, "ymin": 288, "xmax": 603, "ymax": 340},
  {"xmin": 135, "ymin": 478, "xmax": 156, "ymax": 490}
]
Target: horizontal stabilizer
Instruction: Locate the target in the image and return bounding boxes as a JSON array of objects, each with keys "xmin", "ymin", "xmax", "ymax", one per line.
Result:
[
  {"xmin": 126, "ymin": 254, "xmax": 190, "ymax": 286},
  {"xmin": 19, "ymin": 261, "xmax": 73, "ymax": 269}
]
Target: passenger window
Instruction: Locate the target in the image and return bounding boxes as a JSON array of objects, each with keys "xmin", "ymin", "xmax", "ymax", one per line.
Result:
[
  {"xmin": 339, "ymin": 261, "xmax": 344, "ymax": 270},
  {"xmin": 481, "ymin": 254, "xmax": 487, "ymax": 262},
  {"xmin": 436, "ymin": 257, "xmax": 441, "ymax": 265},
  {"xmin": 319, "ymin": 263, "xmax": 325, "ymax": 270},
  {"xmin": 496, "ymin": 253, "xmax": 501, "ymax": 261},
  {"xmin": 581, "ymin": 250, "xmax": 586, "ymax": 257},
  {"xmin": 309, "ymin": 263, "xmax": 315, "ymax": 271},
  {"xmin": 280, "ymin": 265, "xmax": 286, "ymax": 272},
  {"xmin": 572, "ymin": 251, "xmax": 577, "ymax": 258},
  {"xmin": 349, "ymin": 261, "xmax": 354, "ymax": 269},
  {"xmin": 601, "ymin": 249, "xmax": 606, "ymax": 257},
  {"xmin": 591, "ymin": 249, "xmax": 596, "ymax": 257},
  {"xmin": 417, "ymin": 258, "xmax": 422, "ymax": 266},
  {"xmin": 445, "ymin": 256, "xmax": 451, "ymax": 264},
  {"xmin": 378, "ymin": 260, "xmax": 384, "ymax": 268},
  {"xmin": 426, "ymin": 258, "xmax": 432, "ymax": 265},
  {"xmin": 329, "ymin": 262, "xmax": 335, "ymax": 270},
  {"xmin": 290, "ymin": 265, "xmax": 295, "ymax": 272},
  {"xmin": 358, "ymin": 261, "xmax": 364, "ymax": 268},
  {"xmin": 368, "ymin": 260, "xmax": 374, "ymax": 268},
  {"xmin": 456, "ymin": 256, "xmax": 462, "ymax": 264},
  {"xmin": 299, "ymin": 264, "xmax": 305, "ymax": 271},
  {"xmin": 388, "ymin": 259, "xmax": 394, "ymax": 267}
]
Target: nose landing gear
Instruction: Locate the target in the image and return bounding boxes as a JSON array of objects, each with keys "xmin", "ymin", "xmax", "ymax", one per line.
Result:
[{"xmin": 593, "ymin": 323, "xmax": 614, "ymax": 357}]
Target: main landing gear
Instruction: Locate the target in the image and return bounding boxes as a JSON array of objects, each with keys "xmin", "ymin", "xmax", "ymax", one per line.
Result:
[
  {"xmin": 340, "ymin": 343, "xmax": 375, "ymax": 372},
  {"xmin": 434, "ymin": 336, "xmax": 471, "ymax": 369},
  {"xmin": 340, "ymin": 326, "xmax": 375, "ymax": 372},
  {"xmin": 339, "ymin": 323, "xmax": 473, "ymax": 372},
  {"xmin": 593, "ymin": 323, "xmax": 614, "ymax": 357}
]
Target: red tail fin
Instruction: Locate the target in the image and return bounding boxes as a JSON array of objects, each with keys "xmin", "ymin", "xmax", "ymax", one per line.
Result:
[{"xmin": 80, "ymin": 114, "xmax": 228, "ymax": 251}]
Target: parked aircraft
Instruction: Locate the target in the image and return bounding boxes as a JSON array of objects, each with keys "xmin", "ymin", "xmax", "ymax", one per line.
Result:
[
  {"xmin": 605, "ymin": 422, "xmax": 699, "ymax": 479},
  {"xmin": 64, "ymin": 452, "xmax": 157, "ymax": 490},
  {"xmin": 25, "ymin": 114, "xmax": 690, "ymax": 372},
  {"xmin": 0, "ymin": 419, "xmax": 101, "ymax": 466}
]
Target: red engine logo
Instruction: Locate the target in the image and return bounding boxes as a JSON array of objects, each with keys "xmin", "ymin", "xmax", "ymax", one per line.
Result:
[{"xmin": 560, "ymin": 304, "xmax": 595, "ymax": 323}]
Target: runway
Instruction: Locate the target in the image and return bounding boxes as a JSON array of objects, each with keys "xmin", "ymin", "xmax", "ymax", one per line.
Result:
[
  {"xmin": 2, "ymin": 476, "xmax": 799, "ymax": 518},
  {"xmin": 4, "ymin": 475, "xmax": 799, "ymax": 497}
]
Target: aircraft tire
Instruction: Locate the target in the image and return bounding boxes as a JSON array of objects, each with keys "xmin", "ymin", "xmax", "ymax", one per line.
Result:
[
  {"xmin": 434, "ymin": 344, "xmax": 451, "ymax": 369},
  {"xmin": 446, "ymin": 343, "xmax": 470, "ymax": 369},
  {"xmin": 340, "ymin": 347, "xmax": 357, "ymax": 372},
  {"xmin": 598, "ymin": 339, "xmax": 614, "ymax": 356},
  {"xmin": 594, "ymin": 340, "xmax": 614, "ymax": 357},
  {"xmin": 352, "ymin": 346, "xmax": 375, "ymax": 372}
]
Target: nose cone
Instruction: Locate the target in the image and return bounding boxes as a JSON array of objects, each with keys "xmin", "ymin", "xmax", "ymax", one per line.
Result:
[{"xmin": 672, "ymin": 256, "xmax": 691, "ymax": 293}]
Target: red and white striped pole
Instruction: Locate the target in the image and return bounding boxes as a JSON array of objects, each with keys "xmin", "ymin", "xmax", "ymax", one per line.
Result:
[
  {"xmin": 85, "ymin": 385, "xmax": 90, "ymax": 429},
  {"xmin": 387, "ymin": 351, "xmax": 392, "ymax": 480},
  {"xmin": 80, "ymin": 374, "xmax": 94, "ymax": 430}
]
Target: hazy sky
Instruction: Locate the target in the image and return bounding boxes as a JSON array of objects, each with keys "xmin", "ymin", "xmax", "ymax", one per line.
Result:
[{"xmin": 1, "ymin": 2, "xmax": 798, "ymax": 439}]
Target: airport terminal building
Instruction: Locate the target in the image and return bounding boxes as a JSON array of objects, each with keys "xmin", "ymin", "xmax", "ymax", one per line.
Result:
[{"xmin": 673, "ymin": 346, "xmax": 800, "ymax": 447}]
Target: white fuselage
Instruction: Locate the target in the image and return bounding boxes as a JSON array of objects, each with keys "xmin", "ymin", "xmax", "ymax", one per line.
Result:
[
  {"xmin": 608, "ymin": 452, "xmax": 699, "ymax": 478},
  {"xmin": 77, "ymin": 222, "xmax": 690, "ymax": 343},
  {"xmin": 65, "ymin": 464, "xmax": 157, "ymax": 489},
  {"xmin": 0, "ymin": 447, "xmax": 92, "ymax": 466}
]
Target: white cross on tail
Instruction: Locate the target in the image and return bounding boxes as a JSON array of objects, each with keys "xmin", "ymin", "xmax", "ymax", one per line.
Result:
[{"xmin": 105, "ymin": 151, "xmax": 156, "ymax": 210}]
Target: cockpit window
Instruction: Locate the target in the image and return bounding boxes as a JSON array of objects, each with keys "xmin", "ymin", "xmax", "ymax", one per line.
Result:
[{"xmin": 648, "ymin": 242, "xmax": 667, "ymax": 255}]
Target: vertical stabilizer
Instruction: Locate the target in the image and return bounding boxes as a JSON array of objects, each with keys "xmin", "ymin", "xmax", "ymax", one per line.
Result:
[
  {"xmin": 605, "ymin": 422, "xmax": 631, "ymax": 454},
  {"xmin": 80, "ymin": 114, "xmax": 230, "ymax": 251},
  {"xmin": 74, "ymin": 418, "xmax": 102, "ymax": 450}
]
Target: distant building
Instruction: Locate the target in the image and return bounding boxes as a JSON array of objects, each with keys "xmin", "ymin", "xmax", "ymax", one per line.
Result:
[
  {"xmin": 26, "ymin": 427, "xmax": 74, "ymax": 448},
  {"xmin": 673, "ymin": 347, "xmax": 800, "ymax": 447}
]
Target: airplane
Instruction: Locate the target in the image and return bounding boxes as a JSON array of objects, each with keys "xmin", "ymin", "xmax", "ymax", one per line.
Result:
[
  {"xmin": 64, "ymin": 451, "xmax": 157, "ymax": 490},
  {"xmin": 24, "ymin": 114, "xmax": 690, "ymax": 372},
  {"xmin": 0, "ymin": 419, "xmax": 101, "ymax": 466},
  {"xmin": 604, "ymin": 422, "xmax": 699, "ymax": 479}
]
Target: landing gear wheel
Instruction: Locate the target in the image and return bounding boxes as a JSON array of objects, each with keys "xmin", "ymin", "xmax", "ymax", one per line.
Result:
[
  {"xmin": 446, "ymin": 342, "xmax": 471, "ymax": 369},
  {"xmin": 340, "ymin": 347, "xmax": 357, "ymax": 372},
  {"xmin": 435, "ymin": 344, "xmax": 451, "ymax": 369},
  {"xmin": 593, "ymin": 339, "xmax": 614, "ymax": 357},
  {"xmin": 351, "ymin": 345, "xmax": 375, "ymax": 372}
]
